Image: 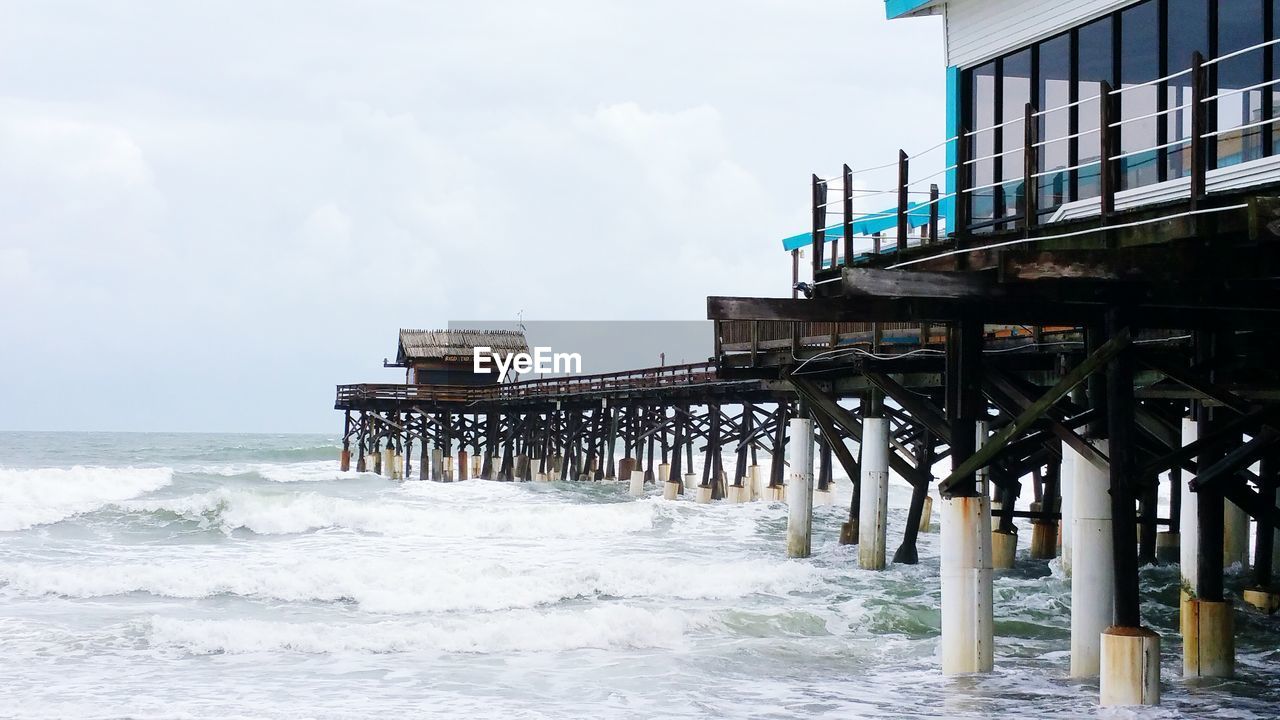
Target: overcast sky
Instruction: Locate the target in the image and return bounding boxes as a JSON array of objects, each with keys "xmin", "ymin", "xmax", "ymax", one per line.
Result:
[{"xmin": 0, "ymin": 1, "xmax": 943, "ymax": 433}]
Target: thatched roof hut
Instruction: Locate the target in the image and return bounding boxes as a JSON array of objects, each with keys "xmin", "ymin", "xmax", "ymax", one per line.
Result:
[
  {"xmin": 395, "ymin": 329, "xmax": 529, "ymax": 364},
  {"xmin": 393, "ymin": 329, "xmax": 530, "ymax": 385}
]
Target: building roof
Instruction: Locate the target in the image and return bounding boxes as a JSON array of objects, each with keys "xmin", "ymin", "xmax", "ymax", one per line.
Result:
[
  {"xmin": 396, "ymin": 329, "xmax": 530, "ymax": 364},
  {"xmin": 885, "ymin": 0, "xmax": 942, "ymax": 20}
]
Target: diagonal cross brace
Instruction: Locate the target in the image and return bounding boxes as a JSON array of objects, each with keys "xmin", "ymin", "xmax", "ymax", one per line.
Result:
[
  {"xmin": 864, "ymin": 371, "xmax": 951, "ymax": 444},
  {"xmin": 1190, "ymin": 428, "xmax": 1280, "ymax": 492},
  {"xmin": 984, "ymin": 368, "xmax": 1110, "ymax": 474},
  {"xmin": 789, "ymin": 376, "xmax": 920, "ymax": 482},
  {"xmin": 809, "ymin": 403, "xmax": 862, "ymax": 486},
  {"xmin": 939, "ymin": 329, "xmax": 1131, "ymax": 496}
]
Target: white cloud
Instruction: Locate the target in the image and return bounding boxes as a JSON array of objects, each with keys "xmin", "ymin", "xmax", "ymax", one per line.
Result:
[{"xmin": 0, "ymin": 0, "xmax": 944, "ymax": 431}]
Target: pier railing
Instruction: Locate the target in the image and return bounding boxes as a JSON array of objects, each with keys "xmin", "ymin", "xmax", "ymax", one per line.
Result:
[
  {"xmin": 336, "ymin": 362, "xmax": 720, "ymax": 408},
  {"xmin": 807, "ymin": 38, "xmax": 1280, "ymax": 278},
  {"xmin": 716, "ymin": 319, "xmax": 936, "ymax": 353}
]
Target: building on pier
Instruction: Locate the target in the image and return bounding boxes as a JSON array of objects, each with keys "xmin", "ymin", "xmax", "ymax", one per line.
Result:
[
  {"xmin": 715, "ymin": 0, "xmax": 1280, "ymax": 708},
  {"xmin": 390, "ymin": 328, "xmax": 529, "ymax": 386}
]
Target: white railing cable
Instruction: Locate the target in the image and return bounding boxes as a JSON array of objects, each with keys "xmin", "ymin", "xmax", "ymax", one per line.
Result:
[
  {"xmin": 1109, "ymin": 137, "xmax": 1191, "ymax": 163},
  {"xmin": 965, "ymin": 115, "xmax": 1025, "ymax": 138},
  {"xmin": 1203, "ymin": 76, "xmax": 1280, "ymax": 103},
  {"xmin": 1200, "ymin": 115, "xmax": 1279, "ymax": 139},
  {"xmin": 1108, "ymin": 102, "xmax": 1190, "ymax": 128},
  {"xmin": 886, "ymin": 204, "xmax": 1248, "ymax": 269},
  {"xmin": 906, "ymin": 135, "xmax": 960, "ymax": 159},
  {"xmin": 1033, "ymin": 126, "xmax": 1101, "ymax": 148},
  {"xmin": 1203, "ymin": 36, "xmax": 1280, "ymax": 67},
  {"xmin": 964, "ymin": 146, "xmax": 1026, "ymax": 166},
  {"xmin": 1108, "ymin": 67, "xmax": 1193, "ymax": 96},
  {"xmin": 962, "ymin": 176, "xmax": 1025, "ymax": 194},
  {"xmin": 1033, "ymin": 93, "xmax": 1103, "ymax": 118},
  {"xmin": 1029, "ymin": 158, "xmax": 1102, "ymax": 179}
]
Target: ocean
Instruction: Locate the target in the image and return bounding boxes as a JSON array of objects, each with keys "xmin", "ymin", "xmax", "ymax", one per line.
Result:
[{"xmin": 0, "ymin": 431, "xmax": 1277, "ymax": 719}]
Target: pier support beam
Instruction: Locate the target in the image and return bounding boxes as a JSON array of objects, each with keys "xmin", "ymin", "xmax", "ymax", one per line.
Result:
[
  {"xmin": 991, "ymin": 526, "xmax": 1017, "ymax": 570},
  {"xmin": 858, "ymin": 416, "xmax": 889, "ymax": 570},
  {"xmin": 1097, "ymin": 316, "xmax": 1156, "ymax": 706},
  {"xmin": 1185, "ymin": 356, "xmax": 1235, "ymax": 678},
  {"xmin": 1184, "ymin": 598, "xmax": 1235, "ymax": 677},
  {"xmin": 1100, "ymin": 627, "xmax": 1161, "ymax": 706},
  {"xmin": 1071, "ymin": 439, "xmax": 1113, "ymax": 678},
  {"xmin": 786, "ymin": 414, "xmax": 815, "ymax": 558},
  {"xmin": 1179, "ymin": 417, "xmax": 1200, "ymax": 617},
  {"xmin": 1029, "ymin": 502, "xmax": 1057, "ymax": 560},
  {"xmin": 1224, "ymin": 500, "xmax": 1250, "ymax": 569},
  {"xmin": 939, "ymin": 313, "xmax": 993, "ymax": 675},
  {"xmin": 1061, "ymin": 437, "xmax": 1078, "ymax": 575},
  {"xmin": 940, "ymin": 494, "xmax": 994, "ymax": 674},
  {"xmin": 1245, "ymin": 451, "xmax": 1279, "ymax": 612},
  {"xmin": 629, "ymin": 469, "xmax": 645, "ymax": 497}
]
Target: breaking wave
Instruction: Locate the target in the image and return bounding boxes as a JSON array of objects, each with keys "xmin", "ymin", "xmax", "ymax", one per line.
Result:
[
  {"xmin": 0, "ymin": 466, "xmax": 174, "ymax": 532},
  {"xmin": 115, "ymin": 487, "xmax": 656, "ymax": 538},
  {"xmin": 0, "ymin": 553, "xmax": 826, "ymax": 614}
]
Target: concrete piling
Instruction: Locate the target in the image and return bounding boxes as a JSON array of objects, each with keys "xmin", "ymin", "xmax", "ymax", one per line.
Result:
[
  {"xmin": 1100, "ymin": 626, "xmax": 1161, "ymax": 706},
  {"xmin": 786, "ymin": 416, "xmax": 814, "ymax": 559},
  {"xmin": 940, "ymin": 494, "xmax": 994, "ymax": 674},
  {"xmin": 1183, "ymin": 599, "xmax": 1235, "ymax": 677},
  {"xmin": 1072, "ymin": 440, "xmax": 1114, "ymax": 678},
  {"xmin": 629, "ymin": 469, "xmax": 645, "ymax": 497},
  {"xmin": 858, "ymin": 417, "xmax": 889, "ymax": 570}
]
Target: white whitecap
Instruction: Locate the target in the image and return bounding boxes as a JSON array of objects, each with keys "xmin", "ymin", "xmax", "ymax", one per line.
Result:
[
  {"xmin": 146, "ymin": 605, "xmax": 699, "ymax": 655},
  {"xmin": 0, "ymin": 466, "xmax": 174, "ymax": 531},
  {"xmin": 121, "ymin": 487, "xmax": 655, "ymax": 538}
]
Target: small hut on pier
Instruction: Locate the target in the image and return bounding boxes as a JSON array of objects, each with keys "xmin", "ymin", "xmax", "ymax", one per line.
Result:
[{"xmin": 391, "ymin": 329, "xmax": 529, "ymax": 386}]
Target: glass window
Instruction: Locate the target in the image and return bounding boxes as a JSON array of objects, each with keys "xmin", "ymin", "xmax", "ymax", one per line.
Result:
[
  {"xmin": 1119, "ymin": 0, "xmax": 1160, "ymax": 189},
  {"xmin": 1166, "ymin": 0, "xmax": 1210, "ymax": 179},
  {"xmin": 1077, "ymin": 15, "xmax": 1114, "ymax": 200},
  {"xmin": 1217, "ymin": 0, "xmax": 1266, "ymax": 167},
  {"xmin": 1273, "ymin": 0, "xmax": 1280, "ymax": 156},
  {"xmin": 967, "ymin": 61, "xmax": 998, "ymax": 229},
  {"xmin": 1038, "ymin": 33, "xmax": 1072, "ymax": 217},
  {"xmin": 1001, "ymin": 49, "xmax": 1032, "ymax": 225}
]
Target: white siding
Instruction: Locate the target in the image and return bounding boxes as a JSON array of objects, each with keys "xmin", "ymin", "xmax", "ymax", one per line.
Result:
[{"xmin": 944, "ymin": 0, "xmax": 1139, "ymax": 68}]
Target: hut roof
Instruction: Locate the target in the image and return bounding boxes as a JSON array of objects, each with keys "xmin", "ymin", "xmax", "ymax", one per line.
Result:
[{"xmin": 396, "ymin": 328, "xmax": 530, "ymax": 363}]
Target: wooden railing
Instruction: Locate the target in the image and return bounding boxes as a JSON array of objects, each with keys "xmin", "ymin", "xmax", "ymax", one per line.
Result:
[
  {"xmin": 336, "ymin": 361, "xmax": 720, "ymax": 408},
  {"xmin": 715, "ymin": 319, "xmax": 942, "ymax": 355},
  {"xmin": 809, "ymin": 41, "xmax": 1277, "ymax": 276}
]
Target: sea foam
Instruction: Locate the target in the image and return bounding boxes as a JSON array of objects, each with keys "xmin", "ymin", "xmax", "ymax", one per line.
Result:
[
  {"xmin": 0, "ymin": 466, "xmax": 173, "ymax": 531},
  {"xmin": 146, "ymin": 605, "xmax": 699, "ymax": 655},
  {"xmin": 0, "ymin": 551, "xmax": 827, "ymax": 614},
  {"xmin": 119, "ymin": 487, "xmax": 656, "ymax": 538}
]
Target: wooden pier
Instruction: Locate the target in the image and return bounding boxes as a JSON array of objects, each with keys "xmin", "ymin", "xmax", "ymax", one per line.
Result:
[{"xmin": 333, "ymin": 25, "xmax": 1280, "ymax": 708}]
